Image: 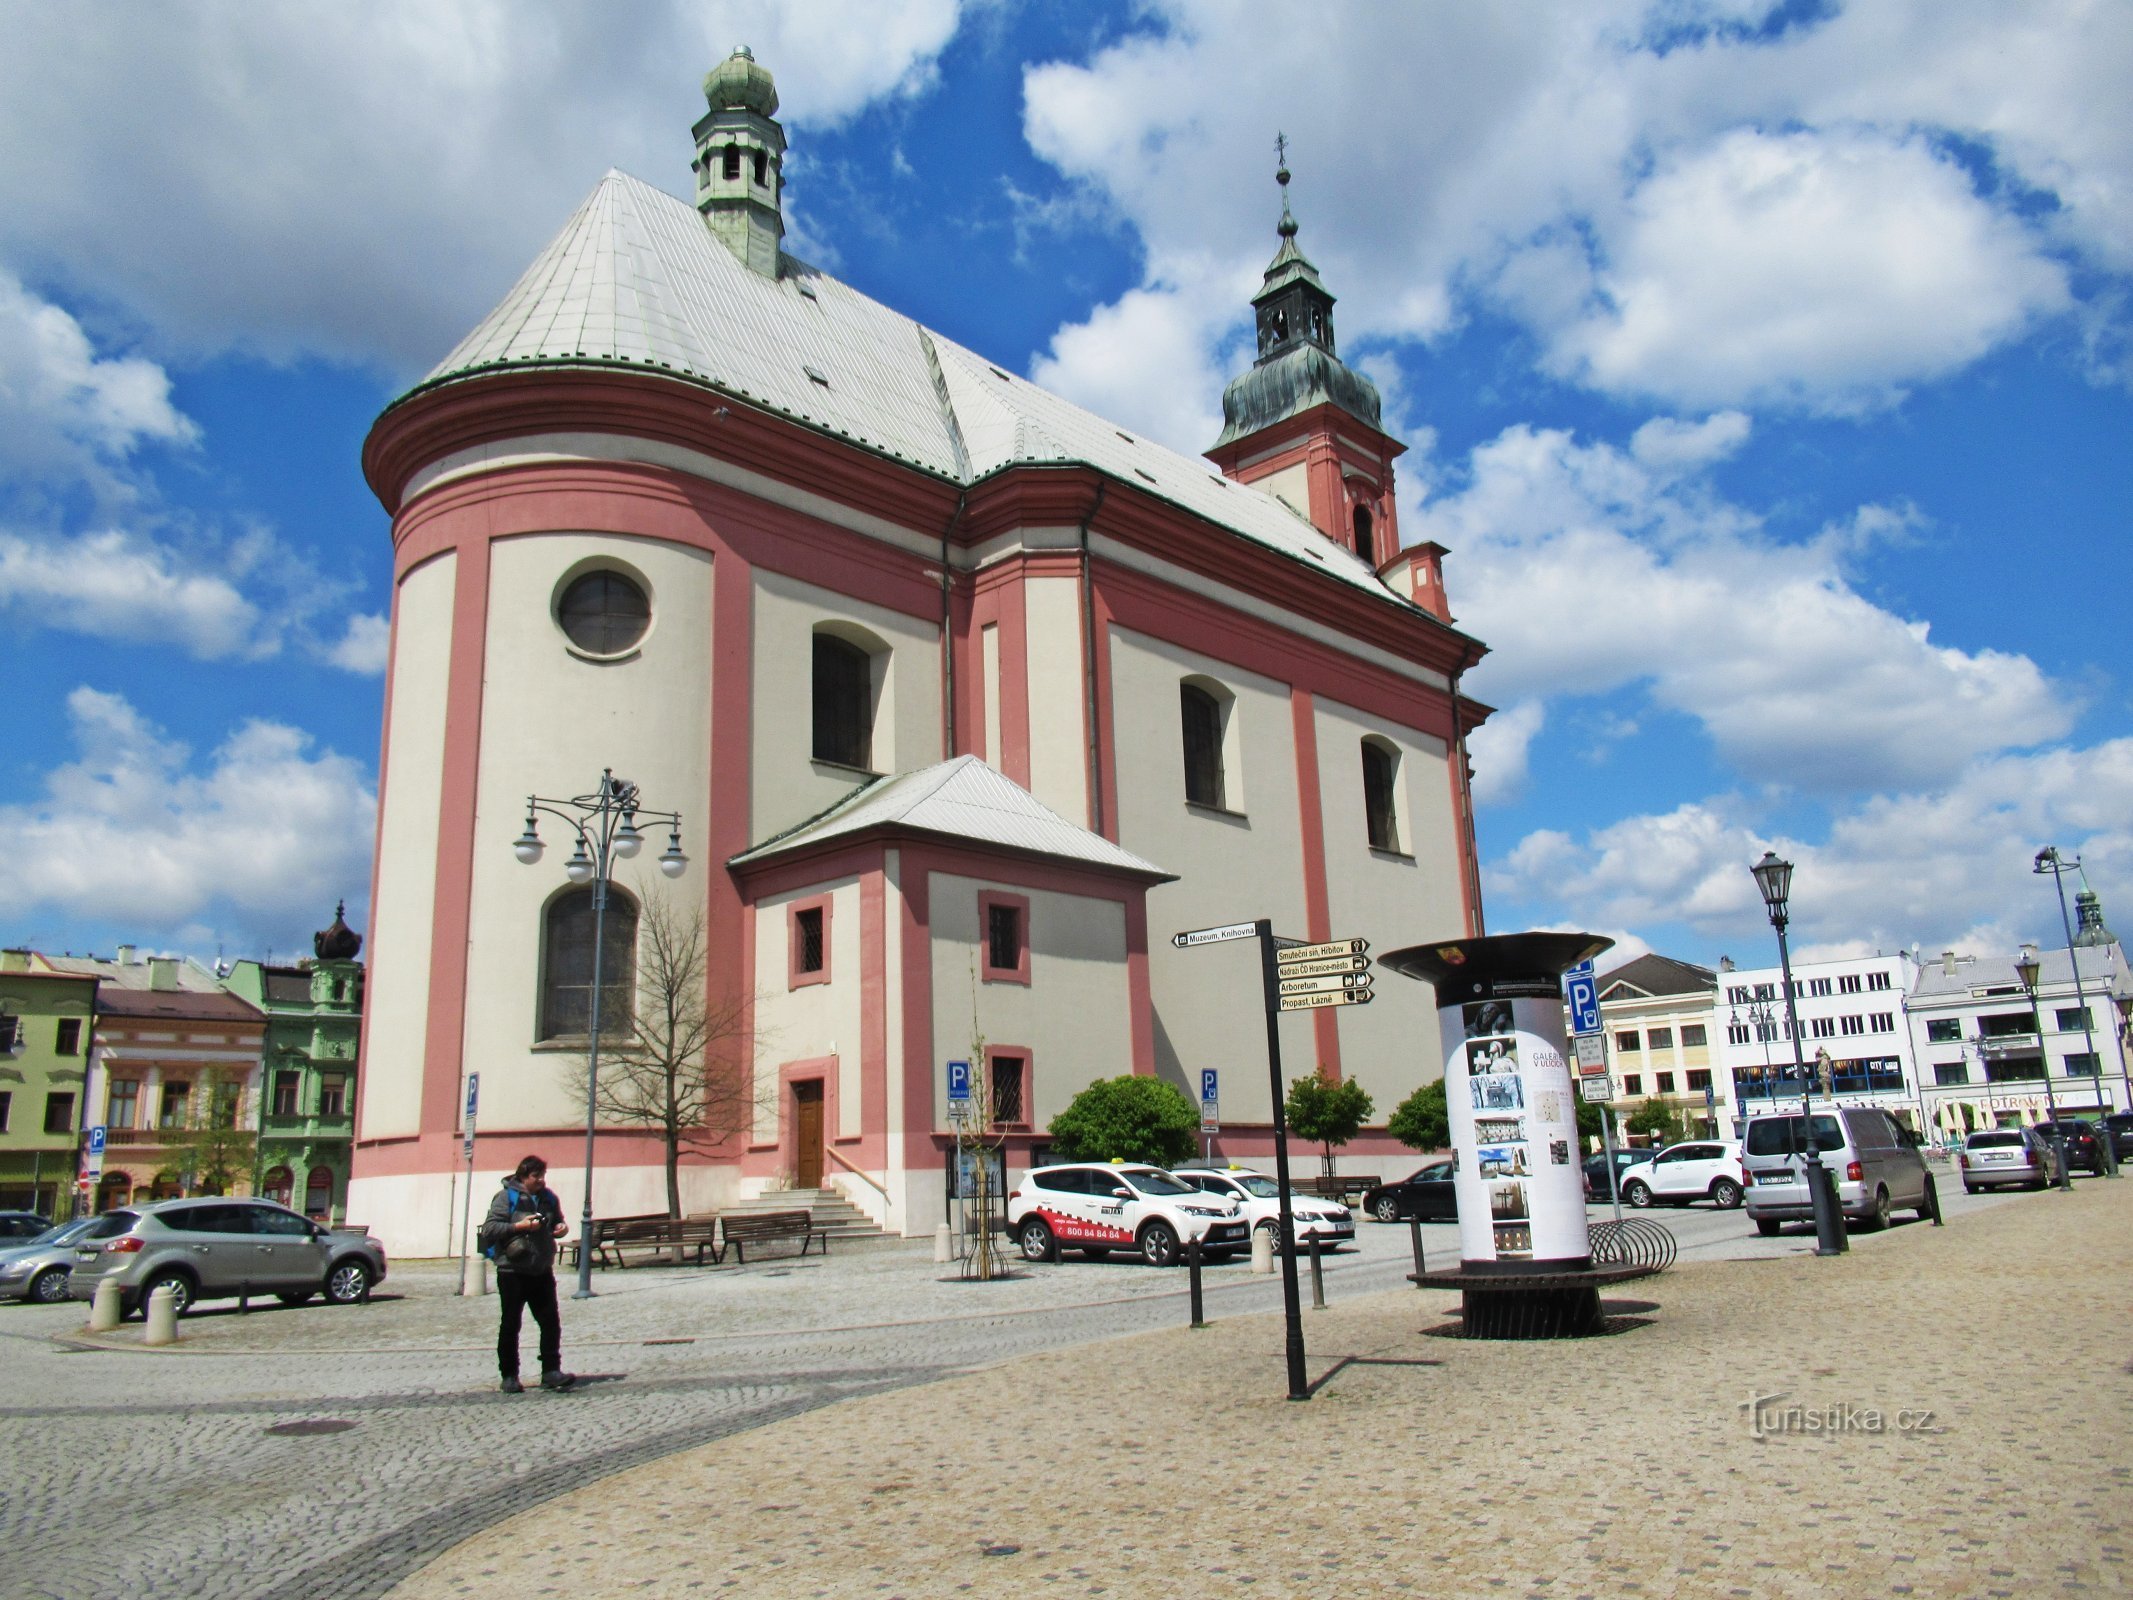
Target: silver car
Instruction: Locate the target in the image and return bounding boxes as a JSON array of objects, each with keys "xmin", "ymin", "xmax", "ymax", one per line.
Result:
[
  {"xmin": 1957, "ymin": 1128, "xmax": 2058, "ymax": 1192},
  {"xmin": 1741, "ymin": 1105, "xmax": 1935, "ymax": 1234},
  {"xmin": 0, "ymin": 1216, "xmax": 101, "ymax": 1303},
  {"xmin": 69, "ymin": 1198, "xmax": 387, "ymax": 1317}
]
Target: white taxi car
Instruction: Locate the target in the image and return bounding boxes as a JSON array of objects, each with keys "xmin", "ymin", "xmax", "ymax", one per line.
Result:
[
  {"xmin": 1618, "ymin": 1140, "xmax": 1745, "ymax": 1209},
  {"xmin": 1174, "ymin": 1165, "xmax": 1354, "ymax": 1250},
  {"xmin": 1007, "ymin": 1162, "xmax": 1249, "ymax": 1266}
]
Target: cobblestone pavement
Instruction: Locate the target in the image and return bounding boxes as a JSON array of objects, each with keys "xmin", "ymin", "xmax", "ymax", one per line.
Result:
[{"xmin": 0, "ymin": 1174, "xmax": 2042, "ymax": 1600}]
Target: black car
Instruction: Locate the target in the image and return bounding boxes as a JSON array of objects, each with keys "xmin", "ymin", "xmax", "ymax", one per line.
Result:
[
  {"xmin": 1361, "ymin": 1160, "xmax": 1456, "ymax": 1223},
  {"xmin": 2102, "ymin": 1112, "xmax": 2133, "ymax": 1162},
  {"xmin": 2031, "ymin": 1120, "xmax": 2105, "ymax": 1175},
  {"xmin": 0, "ymin": 1212, "xmax": 51, "ymax": 1242},
  {"xmin": 1582, "ymin": 1148, "xmax": 1641, "ymax": 1202}
]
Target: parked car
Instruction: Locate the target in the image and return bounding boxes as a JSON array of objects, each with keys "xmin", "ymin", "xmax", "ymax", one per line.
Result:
[
  {"xmin": 1005, "ymin": 1163, "xmax": 1249, "ymax": 1266},
  {"xmin": 1955, "ymin": 1128, "xmax": 2059, "ymax": 1192},
  {"xmin": 1741, "ymin": 1105, "xmax": 1934, "ymax": 1234},
  {"xmin": 2031, "ymin": 1120, "xmax": 2105, "ymax": 1176},
  {"xmin": 67, "ymin": 1198, "xmax": 387, "ymax": 1317},
  {"xmin": 1618, "ymin": 1141, "xmax": 1745, "ymax": 1209},
  {"xmin": 1172, "ymin": 1165, "xmax": 1354, "ymax": 1249},
  {"xmin": 2103, "ymin": 1112, "xmax": 2133, "ymax": 1162},
  {"xmin": 1361, "ymin": 1160, "xmax": 1457, "ymax": 1223},
  {"xmin": 0, "ymin": 1216, "xmax": 100, "ymax": 1303},
  {"xmin": 0, "ymin": 1211, "xmax": 51, "ymax": 1242},
  {"xmin": 1582, "ymin": 1148, "xmax": 1641, "ymax": 1203}
]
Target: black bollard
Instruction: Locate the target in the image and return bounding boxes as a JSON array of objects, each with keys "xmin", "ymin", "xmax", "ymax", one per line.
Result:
[
  {"xmin": 1308, "ymin": 1235, "xmax": 1325, "ymax": 1309},
  {"xmin": 1408, "ymin": 1216, "xmax": 1425, "ymax": 1281},
  {"xmin": 1186, "ymin": 1235, "xmax": 1206, "ymax": 1328}
]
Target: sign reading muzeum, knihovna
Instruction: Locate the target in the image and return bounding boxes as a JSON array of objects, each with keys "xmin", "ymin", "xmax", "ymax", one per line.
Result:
[{"xmin": 349, "ymin": 49, "xmax": 1490, "ymax": 1253}]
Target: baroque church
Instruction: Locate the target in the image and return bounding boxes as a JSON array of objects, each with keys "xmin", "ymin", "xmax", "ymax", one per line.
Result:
[{"xmin": 350, "ymin": 49, "xmax": 1490, "ymax": 1251}]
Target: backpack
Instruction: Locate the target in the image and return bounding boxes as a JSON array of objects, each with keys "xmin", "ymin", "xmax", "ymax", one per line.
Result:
[{"xmin": 484, "ymin": 1187, "xmax": 538, "ymax": 1265}]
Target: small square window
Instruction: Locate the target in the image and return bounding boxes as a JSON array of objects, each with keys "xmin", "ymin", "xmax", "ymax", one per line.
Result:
[
  {"xmin": 319, "ymin": 1076, "xmax": 347, "ymax": 1119},
  {"xmin": 1655, "ymin": 1073, "xmax": 1676, "ymax": 1094},
  {"xmin": 1680, "ymin": 1024, "xmax": 1708, "ymax": 1048},
  {"xmin": 55, "ymin": 1018, "xmax": 82, "ymax": 1055},
  {"xmin": 788, "ymin": 898, "xmax": 833, "ymax": 989},
  {"xmin": 1647, "ymin": 1027, "xmax": 1674, "ymax": 1051},
  {"xmin": 1614, "ymin": 1031, "xmax": 1640, "ymax": 1052},
  {"xmin": 797, "ymin": 909, "xmax": 824, "ymax": 973},
  {"xmin": 979, "ymin": 892, "xmax": 1030, "ymax": 985},
  {"xmin": 43, "ymin": 1091, "xmax": 75, "ymax": 1135},
  {"xmin": 1622, "ymin": 1075, "xmax": 1643, "ymax": 1096},
  {"xmin": 990, "ymin": 1054, "xmax": 1026, "ymax": 1126}
]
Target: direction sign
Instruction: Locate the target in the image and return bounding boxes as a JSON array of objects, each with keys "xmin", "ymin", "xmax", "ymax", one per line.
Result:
[
  {"xmin": 1277, "ymin": 988, "xmax": 1374, "ymax": 1012},
  {"xmin": 1274, "ymin": 954, "xmax": 1371, "ymax": 979},
  {"xmin": 946, "ymin": 1059, "xmax": 972, "ymax": 1102},
  {"xmin": 1277, "ymin": 972, "xmax": 1374, "ymax": 996},
  {"xmin": 1276, "ymin": 937, "xmax": 1369, "ymax": 964},
  {"xmin": 1564, "ymin": 961, "xmax": 1600, "ymax": 1036},
  {"xmin": 1173, "ymin": 921, "xmax": 1258, "ymax": 949}
]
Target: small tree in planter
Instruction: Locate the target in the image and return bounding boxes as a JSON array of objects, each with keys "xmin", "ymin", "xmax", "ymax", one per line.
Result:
[
  {"xmin": 1285, "ymin": 1066, "xmax": 1374, "ymax": 1180},
  {"xmin": 1387, "ymin": 1078, "xmax": 1449, "ymax": 1152},
  {"xmin": 1048, "ymin": 1076, "xmax": 1199, "ymax": 1167},
  {"xmin": 1625, "ymin": 1096, "xmax": 1686, "ymax": 1148}
]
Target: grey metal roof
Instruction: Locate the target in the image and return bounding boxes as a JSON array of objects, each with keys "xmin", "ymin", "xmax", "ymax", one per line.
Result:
[
  {"xmin": 407, "ymin": 171, "xmax": 1410, "ymax": 607},
  {"xmin": 731, "ymin": 756, "xmax": 1172, "ymax": 880},
  {"xmin": 1908, "ymin": 944, "xmax": 2128, "ymax": 1001}
]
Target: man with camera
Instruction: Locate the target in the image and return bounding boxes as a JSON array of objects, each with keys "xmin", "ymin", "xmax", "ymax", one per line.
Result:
[{"xmin": 480, "ymin": 1154, "xmax": 576, "ymax": 1394}]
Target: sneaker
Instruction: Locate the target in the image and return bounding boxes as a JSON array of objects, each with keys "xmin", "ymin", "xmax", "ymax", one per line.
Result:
[
  {"xmin": 499, "ymin": 1376, "xmax": 523, "ymax": 1394},
  {"xmin": 540, "ymin": 1369, "xmax": 576, "ymax": 1391}
]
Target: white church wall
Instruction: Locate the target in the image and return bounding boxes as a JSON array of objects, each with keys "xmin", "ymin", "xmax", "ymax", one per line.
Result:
[
  {"xmin": 459, "ymin": 531, "xmax": 717, "ymax": 1133},
  {"xmin": 360, "ymin": 551, "xmax": 456, "ymax": 1141},
  {"xmin": 748, "ymin": 875, "xmax": 866, "ymax": 1142},
  {"xmin": 1107, "ymin": 624, "xmax": 1310, "ymax": 1123},
  {"xmin": 1024, "ymin": 575, "xmax": 1091, "ymax": 825}
]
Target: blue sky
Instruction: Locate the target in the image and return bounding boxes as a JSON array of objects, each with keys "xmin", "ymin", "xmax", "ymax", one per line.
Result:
[{"xmin": 1, "ymin": 0, "xmax": 2127, "ymax": 973}]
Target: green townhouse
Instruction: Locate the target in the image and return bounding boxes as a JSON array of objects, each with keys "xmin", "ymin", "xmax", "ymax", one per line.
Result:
[
  {"xmin": 222, "ymin": 903, "xmax": 365, "ymax": 1222},
  {"xmin": 0, "ymin": 951, "xmax": 98, "ymax": 1216}
]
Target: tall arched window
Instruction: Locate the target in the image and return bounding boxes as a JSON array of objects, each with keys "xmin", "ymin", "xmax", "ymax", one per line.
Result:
[
  {"xmin": 1353, "ymin": 503, "xmax": 1376, "ymax": 567},
  {"xmin": 1362, "ymin": 738, "xmax": 1401, "ymax": 852},
  {"xmin": 540, "ymin": 886, "xmax": 638, "ymax": 1041},
  {"xmin": 813, "ymin": 632, "xmax": 875, "ymax": 770},
  {"xmin": 1180, "ymin": 683, "xmax": 1227, "ymax": 809}
]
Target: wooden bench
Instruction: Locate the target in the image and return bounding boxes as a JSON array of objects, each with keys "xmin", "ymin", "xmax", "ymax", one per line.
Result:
[
  {"xmin": 1294, "ymin": 1174, "xmax": 1379, "ymax": 1204},
  {"xmin": 606, "ymin": 1214, "xmax": 721, "ymax": 1267},
  {"xmin": 717, "ymin": 1209, "xmax": 821, "ymax": 1264}
]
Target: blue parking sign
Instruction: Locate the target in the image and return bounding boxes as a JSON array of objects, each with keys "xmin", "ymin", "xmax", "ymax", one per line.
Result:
[
  {"xmin": 1200, "ymin": 1069, "xmax": 1218, "ymax": 1104},
  {"xmin": 946, "ymin": 1060, "xmax": 971, "ymax": 1102},
  {"xmin": 87, "ymin": 1125, "xmax": 107, "ymax": 1156},
  {"xmin": 1564, "ymin": 961, "xmax": 1600, "ymax": 1036}
]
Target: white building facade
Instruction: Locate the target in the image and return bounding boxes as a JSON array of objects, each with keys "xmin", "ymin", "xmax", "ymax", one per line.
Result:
[{"xmin": 1716, "ymin": 953, "xmax": 1923, "ymax": 1131}]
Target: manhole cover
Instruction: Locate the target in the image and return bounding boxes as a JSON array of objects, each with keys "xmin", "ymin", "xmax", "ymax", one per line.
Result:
[{"xmin": 265, "ymin": 1419, "xmax": 358, "ymax": 1438}]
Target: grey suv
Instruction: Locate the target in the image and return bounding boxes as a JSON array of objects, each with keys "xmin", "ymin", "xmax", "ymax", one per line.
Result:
[
  {"xmin": 1741, "ymin": 1105, "xmax": 1935, "ymax": 1234},
  {"xmin": 69, "ymin": 1199, "xmax": 387, "ymax": 1317}
]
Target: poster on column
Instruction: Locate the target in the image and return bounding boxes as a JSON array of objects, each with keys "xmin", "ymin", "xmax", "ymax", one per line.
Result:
[{"xmin": 1443, "ymin": 992, "xmax": 1585, "ymax": 1266}]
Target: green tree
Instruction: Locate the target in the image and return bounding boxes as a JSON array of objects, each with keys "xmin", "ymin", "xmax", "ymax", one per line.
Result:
[
  {"xmin": 168, "ymin": 1068, "xmax": 256, "ymax": 1196},
  {"xmin": 1387, "ymin": 1078, "xmax": 1450, "ymax": 1151},
  {"xmin": 1624, "ymin": 1096, "xmax": 1685, "ymax": 1147},
  {"xmin": 1048, "ymin": 1075, "xmax": 1199, "ymax": 1166},
  {"xmin": 1575, "ymin": 1093, "xmax": 1604, "ymax": 1144},
  {"xmin": 1285, "ymin": 1066, "xmax": 1375, "ymax": 1179}
]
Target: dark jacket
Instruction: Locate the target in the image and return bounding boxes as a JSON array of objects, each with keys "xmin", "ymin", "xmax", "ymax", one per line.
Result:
[{"xmin": 480, "ymin": 1179, "xmax": 564, "ymax": 1276}]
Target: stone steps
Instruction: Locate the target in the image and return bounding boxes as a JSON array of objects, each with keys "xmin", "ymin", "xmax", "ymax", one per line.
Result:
[{"xmin": 723, "ymin": 1186, "xmax": 901, "ymax": 1246}]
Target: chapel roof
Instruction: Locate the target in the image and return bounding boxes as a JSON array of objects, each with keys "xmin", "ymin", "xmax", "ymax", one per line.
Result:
[
  {"xmin": 394, "ymin": 169, "xmax": 1418, "ymax": 611},
  {"xmin": 730, "ymin": 755, "xmax": 1173, "ymax": 882}
]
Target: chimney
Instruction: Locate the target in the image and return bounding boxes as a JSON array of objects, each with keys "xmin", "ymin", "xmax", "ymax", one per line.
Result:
[
  {"xmin": 116, "ymin": 944, "xmax": 136, "ymax": 966},
  {"xmin": 1940, "ymin": 950, "xmax": 1957, "ymax": 977},
  {"xmin": 148, "ymin": 956, "xmax": 178, "ymax": 991}
]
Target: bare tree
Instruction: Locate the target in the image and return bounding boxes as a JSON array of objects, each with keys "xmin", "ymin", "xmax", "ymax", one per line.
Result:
[{"xmin": 562, "ymin": 894, "xmax": 765, "ymax": 1219}]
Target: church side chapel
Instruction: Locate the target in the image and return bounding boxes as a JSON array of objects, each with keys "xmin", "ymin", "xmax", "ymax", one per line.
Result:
[{"xmin": 350, "ymin": 49, "xmax": 1490, "ymax": 1252}]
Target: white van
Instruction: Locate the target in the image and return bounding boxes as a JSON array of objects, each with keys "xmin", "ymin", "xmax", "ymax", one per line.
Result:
[{"xmin": 1740, "ymin": 1104, "xmax": 1935, "ymax": 1235}]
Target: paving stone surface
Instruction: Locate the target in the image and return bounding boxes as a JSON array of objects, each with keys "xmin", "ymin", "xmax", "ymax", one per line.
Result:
[{"xmin": 0, "ymin": 1175, "xmax": 2065, "ymax": 1600}]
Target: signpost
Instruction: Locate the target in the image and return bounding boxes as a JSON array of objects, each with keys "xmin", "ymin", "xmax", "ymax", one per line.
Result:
[
  {"xmin": 1564, "ymin": 959, "xmax": 1600, "ymax": 1038},
  {"xmin": 1173, "ymin": 920, "xmax": 1379, "ymax": 1401},
  {"xmin": 81, "ymin": 1125, "xmax": 106, "ymax": 1209},
  {"xmin": 1199, "ymin": 1069, "xmax": 1219, "ymax": 1161},
  {"xmin": 458, "ymin": 1074, "xmax": 480, "ymax": 1296},
  {"xmin": 946, "ymin": 1058, "xmax": 972, "ymax": 1123}
]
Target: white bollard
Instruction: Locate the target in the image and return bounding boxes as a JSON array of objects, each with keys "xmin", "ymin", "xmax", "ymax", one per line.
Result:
[
  {"xmin": 88, "ymin": 1278, "xmax": 123, "ymax": 1333},
  {"xmin": 143, "ymin": 1284, "xmax": 179, "ymax": 1346},
  {"xmin": 1251, "ymin": 1227, "xmax": 1274, "ymax": 1275},
  {"xmin": 461, "ymin": 1254, "xmax": 489, "ymax": 1297},
  {"xmin": 933, "ymin": 1222, "xmax": 953, "ymax": 1264}
]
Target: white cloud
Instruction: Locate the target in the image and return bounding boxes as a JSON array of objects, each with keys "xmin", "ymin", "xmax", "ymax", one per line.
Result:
[
  {"xmin": 0, "ymin": 688, "xmax": 377, "ymax": 952},
  {"xmin": 1414, "ymin": 422, "xmax": 2070, "ymax": 792},
  {"xmin": 1466, "ymin": 699, "xmax": 1545, "ymax": 807},
  {"xmin": 1628, "ymin": 410, "xmax": 1751, "ymax": 471},
  {"xmin": 1027, "ymin": 282, "xmax": 1232, "ymax": 452},
  {"xmin": 0, "ymin": 529, "xmax": 263, "ymax": 658},
  {"xmin": 322, "ymin": 612, "xmax": 390, "ymax": 675},
  {"xmin": 0, "ymin": 2, "xmax": 970, "ymax": 374},
  {"xmin": 0, "ymin": 270, "xmax": 196, "ymax": 483}
]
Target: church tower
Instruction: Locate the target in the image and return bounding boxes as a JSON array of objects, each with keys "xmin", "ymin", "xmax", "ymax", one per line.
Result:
[
  {"xmin": 1207, "ymin": 143, "xmax": 1404, "ymax": 570},
  {"xmin": 694, "ymin": 45, "xmax": 786, "ymax": 277}
]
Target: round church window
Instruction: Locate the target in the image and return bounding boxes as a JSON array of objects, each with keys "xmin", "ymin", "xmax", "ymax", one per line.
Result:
[{"xmin": 556, "ymin": 569, "xmax": 650, "ymax": 656}]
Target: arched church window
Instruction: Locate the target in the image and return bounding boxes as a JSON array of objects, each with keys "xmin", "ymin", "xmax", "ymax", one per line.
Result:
[
  {"xmin": 539, "ymin": 885, "xmax": 638, "ymax": 1042},
  {"xmin": 556, "ymin": 570, "xmax": 650, "ymax": 656},
  {"xmin": 1353, "ymin": 504, "xmax": 1375, "ymax": 567},
  {"xmin": 813, "ymin": 632, "xmax": 876, "ymax": 770},
  {"xmin": 1180, "ymin": 682, "xmax": 1228, "ymax": 809}
]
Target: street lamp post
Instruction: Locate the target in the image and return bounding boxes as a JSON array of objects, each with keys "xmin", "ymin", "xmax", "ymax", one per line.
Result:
[
  {"xmin": 1731, "ymin": 996, "xmax": 1779, "ymax": 1108},
  {"xmin": 2014, "ymin": 946, "xmax": 2075, "ymax": 1193},
  {"xmin": 2034, "ymin": 848, "xmax": 2118, "ymax": 1175},
  {"xmin": 1750, "ymin": 852, "xmax": 1846, "ymax": 1255},
  {"xmin": 513, "ymin": 771, "xmax": 688, "ymax": 1299}
]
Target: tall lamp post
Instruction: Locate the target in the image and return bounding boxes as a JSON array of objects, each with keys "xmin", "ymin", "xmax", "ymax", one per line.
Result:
[
  {"xmin": 2014, "ymin": 945, "xmax": 2075, "ymax": 1192},
  {"xmin": 513, "ymin": 771, "xmax": 687, "ymax": 1298},
  {"xmin": 1750, "ymin": 852, "xmax": 1846, "ymax": 1255},
  {"xmin": 2034, "ymin": 848, "xmax": 2118, "ymax": 1175}
]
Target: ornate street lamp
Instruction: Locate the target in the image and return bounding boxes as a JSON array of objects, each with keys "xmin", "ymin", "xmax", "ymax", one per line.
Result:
[
  {"xmin": 2013, "ymin": 945, "xmax": 2075, "ymax": 1192},
  {"xmin": 514, "ymin": 771, "xmax": 687, "ymax": 1298},
  {"xmin": 2034, "ymin": 848, "xmax": 2119, "ymax": 1175},
  {"xmin": 1750, "ymin": 851, "xmax": 1846, "ymax": 1255}
]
